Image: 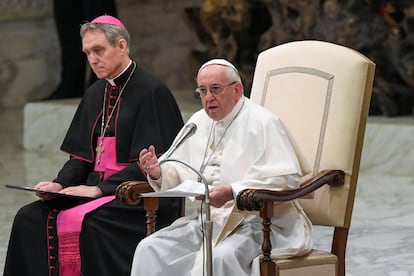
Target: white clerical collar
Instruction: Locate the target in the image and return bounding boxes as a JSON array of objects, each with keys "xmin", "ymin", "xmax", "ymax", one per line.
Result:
[
  {"xmin": 216, "ymin": 96, "xmax": 245, "ymax": 126},
  {"xmin": 106, "ymin": 59, "xmax": 132, "ymax": 86}
]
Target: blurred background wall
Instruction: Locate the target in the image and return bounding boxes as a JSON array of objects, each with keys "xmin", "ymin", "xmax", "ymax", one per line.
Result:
[
  {"xmin": 1, "ymin": 0, "xmax": 413, "ymax": 116},
  {"xmin": 0, "ymin": 0, "xmax": 202, "ymax": 106}
]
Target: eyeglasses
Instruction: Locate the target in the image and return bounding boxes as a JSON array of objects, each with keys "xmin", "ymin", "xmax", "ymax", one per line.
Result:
[{"xmin": 194, "ymin": 81, "xmax": 237, "ymax": 97}]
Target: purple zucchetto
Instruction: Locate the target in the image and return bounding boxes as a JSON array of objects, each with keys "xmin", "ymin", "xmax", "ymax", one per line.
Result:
[{"xmin": 91, "ymin": 15, "xmax": 126, "ymax": 29}]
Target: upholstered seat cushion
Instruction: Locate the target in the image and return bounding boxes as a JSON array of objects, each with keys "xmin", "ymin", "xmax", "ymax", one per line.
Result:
[{"xmin": 274, "ymin": 249, "xmax": 337, "ymax": 276}]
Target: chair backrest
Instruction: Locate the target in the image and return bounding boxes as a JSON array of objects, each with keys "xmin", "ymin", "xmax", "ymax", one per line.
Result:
[{"xmin": 250, "ymin": 40, "xmax": 375, "ymax": 228}]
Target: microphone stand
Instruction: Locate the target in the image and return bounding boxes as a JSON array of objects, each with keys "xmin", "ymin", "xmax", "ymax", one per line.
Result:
[{"xmin": 159, "ymin": 158, "xmax": 213, "ymax": 276}]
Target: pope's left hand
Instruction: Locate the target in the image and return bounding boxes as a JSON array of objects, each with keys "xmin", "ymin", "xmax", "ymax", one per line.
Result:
[{"xmin": 196, "ymin": 185, "xmax": 234, "ymax": 208}]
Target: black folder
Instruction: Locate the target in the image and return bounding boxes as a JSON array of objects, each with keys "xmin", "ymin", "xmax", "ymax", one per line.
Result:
[{"xmin": 5, "ymin": 184, "xmax": 94, "ymax": 201}]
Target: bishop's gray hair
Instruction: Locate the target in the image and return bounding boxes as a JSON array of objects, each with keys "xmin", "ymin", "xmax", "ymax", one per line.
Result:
[{"xmin": 80, "ymin": 22, "xmax": 130, "ymax": 54}]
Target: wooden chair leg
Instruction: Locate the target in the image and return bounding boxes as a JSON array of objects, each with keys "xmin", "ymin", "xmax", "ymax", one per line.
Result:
[
  {"xmin": 332, "ymin": 227, "xmax": 348, "ymax": 276},
  {"xmin": 261, "ymin": 261, "xmax": 276, "ymax": 276},
  {"xmin": 143, "ymin": 198, "xmax": 159, "ymax": 236},
  {"xmin": 260, "ymin": 202, "xmax": 276, "ymax": 276}
]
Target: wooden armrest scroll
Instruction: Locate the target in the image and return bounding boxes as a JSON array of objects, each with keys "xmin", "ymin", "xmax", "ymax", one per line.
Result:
[
  {"xmin": 236, "ymin": 169, "xmax": 345, "ymax": 211},
  {"xmin": 115, "ymin": 180, "xmax": 160, "ymax": 235},
  {"xmin": 115, "ymin": 180, "xmax": 154, "ymax": 206}
]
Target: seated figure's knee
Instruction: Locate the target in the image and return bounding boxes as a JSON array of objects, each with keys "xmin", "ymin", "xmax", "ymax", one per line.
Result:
[
  {"xmin": 212, "ymin": 243, "xmax": 239, "ymax": 265},
  {"xmin": 136, "ymin": 235, "xmax": 152, "ymax": 250},
  {"xmin": 15, "ymin": 205, "xmax": 30, "ymax": 219},
  {"xmin": 134, "ymin": 235, "xmax": 163, "ymax": 262},
  {"xmin": 14, "ymin": 201, "xmax": 44, "ymax": 224}
]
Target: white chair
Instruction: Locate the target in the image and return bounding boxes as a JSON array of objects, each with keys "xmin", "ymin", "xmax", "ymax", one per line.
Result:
[{"xmin": 236, "ymin": 40, "xmax": 375, "ymax": 276}]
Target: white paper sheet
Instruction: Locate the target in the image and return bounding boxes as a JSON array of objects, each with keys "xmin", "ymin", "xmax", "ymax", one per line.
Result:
[{"xmin": 140, "ymin": 180, "xmax": 211, "ymax": 198}]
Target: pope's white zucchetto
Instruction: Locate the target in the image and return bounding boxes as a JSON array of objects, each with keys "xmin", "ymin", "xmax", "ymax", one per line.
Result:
[{"xmin": 198, "ymin": 59, "xmax": 239, "ymax": 75}]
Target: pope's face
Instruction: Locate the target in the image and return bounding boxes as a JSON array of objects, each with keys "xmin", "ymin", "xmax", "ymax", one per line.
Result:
[
  {"xmin": 82, "ymin": 29, "xmax": 127, "ymax": 79},
  {"xmin": 197, "ymin": 65, "xmax": 242, "ymax": 121}
]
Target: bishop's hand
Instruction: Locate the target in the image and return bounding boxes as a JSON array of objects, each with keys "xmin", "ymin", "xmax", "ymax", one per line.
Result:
[{"xmin": 34, "ymin": 181, "xmax": 63, "ymax": 201}]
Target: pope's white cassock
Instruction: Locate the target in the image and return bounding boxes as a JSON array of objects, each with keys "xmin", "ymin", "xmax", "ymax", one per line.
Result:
[{"xmin": 130, "ymin": 96, "xmax": 313, "ymax": 276}]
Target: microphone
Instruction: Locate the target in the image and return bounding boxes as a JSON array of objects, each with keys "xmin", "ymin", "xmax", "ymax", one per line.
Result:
[
  {"xmin": 164, "ymin": 123, "xmax": 197, "ymax": 159},
  {"xmin": 158, "ymin": 123, "xmax": 212, "ymax": 275},
  {"xmin": 158, "ymin": 158, "xmax": 212, "ymax": 276}
]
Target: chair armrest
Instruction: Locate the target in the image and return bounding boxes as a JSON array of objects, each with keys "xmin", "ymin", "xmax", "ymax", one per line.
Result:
[
  {"xmin": 236, "ymin": 169, "xmax": 345, "ymax": 211},
  {"xmin": 116, "ymin": 181, "xmax": 160, "ymax": 235},
  {"xmin": 115, "ymin": 180, "xmax": 154, "ymax": 206}
]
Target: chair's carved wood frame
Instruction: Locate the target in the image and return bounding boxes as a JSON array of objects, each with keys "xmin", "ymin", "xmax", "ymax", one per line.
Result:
[
  {"xmin": 116, "ymin": 181, "xmax": 159, "ymax": 236},
  {"xmin": 236, "ymin": 169, "xmax": 345, "ymax": 276}
]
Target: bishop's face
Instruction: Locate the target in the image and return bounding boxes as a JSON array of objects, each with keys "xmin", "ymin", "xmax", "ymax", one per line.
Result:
[{"xmin": 82, "ymin": 29, "xmax": 128, "ymax": 79}]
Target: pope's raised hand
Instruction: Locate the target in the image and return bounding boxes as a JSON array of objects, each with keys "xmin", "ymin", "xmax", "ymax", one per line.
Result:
[{"xmin": 139, "ymin": 145, "xmax": 161, "ymax": 179}]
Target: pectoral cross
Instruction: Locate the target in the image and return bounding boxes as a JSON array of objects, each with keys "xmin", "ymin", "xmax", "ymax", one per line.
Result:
[{"xmin": 96, "ymin": 142, "xmax": 104, "ymax": 164}]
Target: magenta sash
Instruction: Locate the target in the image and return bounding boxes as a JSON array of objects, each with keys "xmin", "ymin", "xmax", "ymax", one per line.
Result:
[
  {"xmin": 94, "ymin": 137, "xmax": 128, "ymax": 178},
  {"xmin": 57, "ymin": 196, "xmax": 114, "ymax": 276},
  {"xmin": 57, "ymin": 137, "xmax": 128, "ymax": 275}
]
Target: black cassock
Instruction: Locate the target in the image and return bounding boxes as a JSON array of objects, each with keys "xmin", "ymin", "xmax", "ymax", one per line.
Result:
[{"xmin": 4, "ymin": 62, "xmax": 184, "ymax": 276}]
